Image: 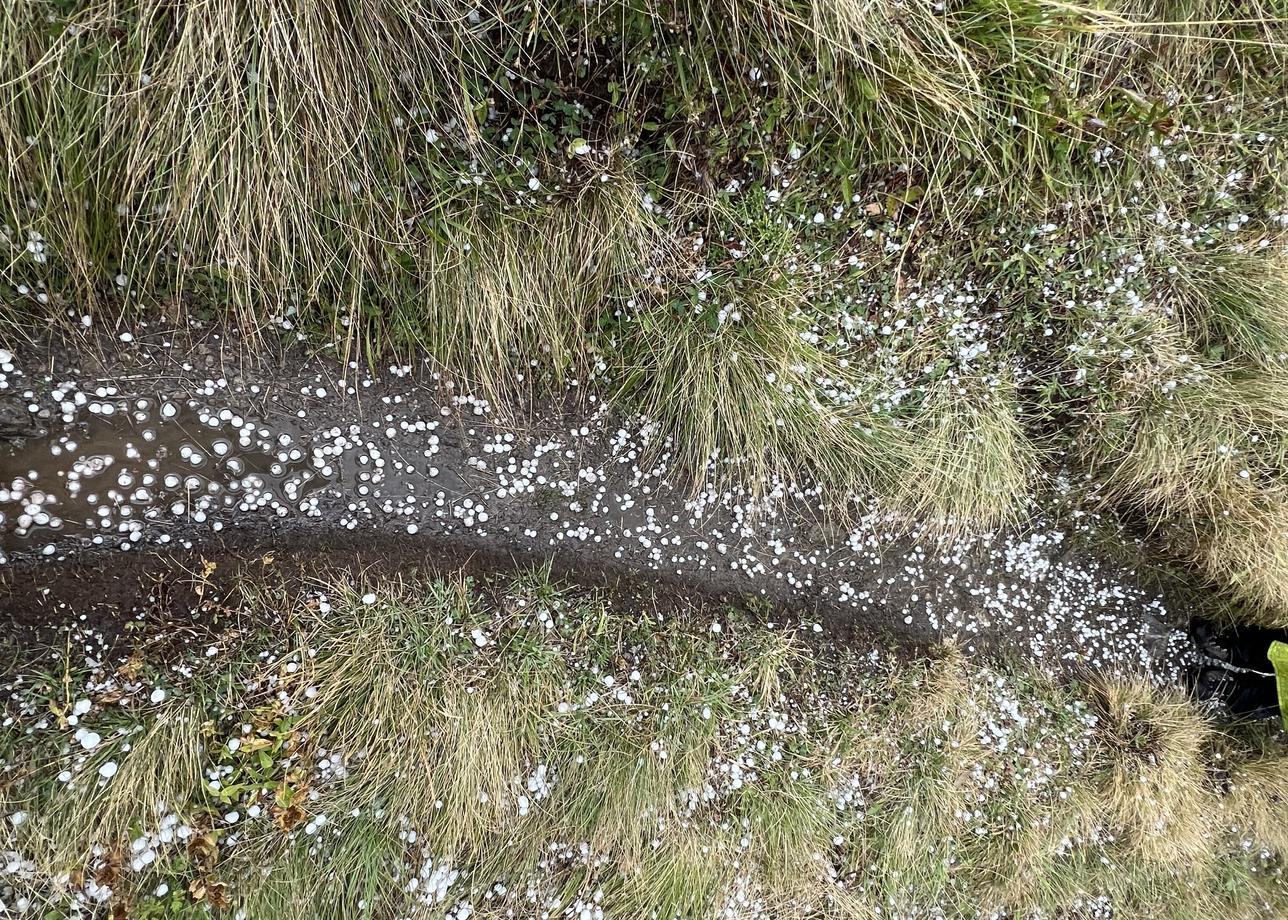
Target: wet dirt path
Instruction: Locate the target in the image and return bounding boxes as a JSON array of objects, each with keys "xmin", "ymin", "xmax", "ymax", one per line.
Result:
[{"xmin": 0, "ymin": 328, "xmax": 1195, "ymax": 677}]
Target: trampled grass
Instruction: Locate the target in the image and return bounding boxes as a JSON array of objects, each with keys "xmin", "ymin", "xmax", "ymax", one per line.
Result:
[{"xmin": 4, "ymin": 570, "xmax": 1288, "ymax": 918}]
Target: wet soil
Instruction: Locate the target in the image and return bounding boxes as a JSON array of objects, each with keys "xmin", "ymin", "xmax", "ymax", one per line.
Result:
[
  {"xmin": 1, "ymin": 323, "xmax": 1197, "ymax": 678},
  {"xmin": 0, "ymin": 526, "xmax": 935, "ymax": 681}
]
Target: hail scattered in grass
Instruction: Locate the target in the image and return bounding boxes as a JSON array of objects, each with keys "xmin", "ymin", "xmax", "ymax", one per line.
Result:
[{"xmin": 4, "ymin": 570, "xmax": 1288, "ymax": 918}]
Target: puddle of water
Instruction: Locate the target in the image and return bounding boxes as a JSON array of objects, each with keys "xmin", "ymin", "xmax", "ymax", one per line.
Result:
[
  {"xmin": 1, "ymin": 398, "xmax": 329, "ymax": 554},
  {"xmin": 1, "ymin": 382, "xmax": 493, "ymax": 561}
]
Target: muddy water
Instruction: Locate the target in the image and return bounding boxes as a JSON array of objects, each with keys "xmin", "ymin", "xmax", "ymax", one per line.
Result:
[{"xmin": 2, "ymin": 399, "xmax": 326, "ymax": 554}]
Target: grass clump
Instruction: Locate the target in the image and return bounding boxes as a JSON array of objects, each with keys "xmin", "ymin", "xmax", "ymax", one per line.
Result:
[
  {"xmin": 9, "ymin": 697, "xmax": 205, "ymax": 881},
  {"xmin": 890, "ymin": 374, "xmax": 1036, "ymax": 527},
  {"xmin": 1166, "ymin": 241, "xmax": 1288, "ymax": 363},
  {"xmin": 1087, "ymin": 674, "xmax": 1217, "ymax": 864},
  {"xmin": 2, "ymin": 0, "xmax": 497, "ymax": 313},
  {"xmin": 5, "ymin": 568, "xmax": 1288, "ymax": 917},
  {"xmin": 1222, "ymin": 727, "xmax": 1288, "ymax": 858},
  {"xmin": 1078, "ymin": 239, "xmax": 1288, "ymax": 624},
  {"xmin": 400, "ymin": 178, "xmax": 650, "ymax": 393},
  {"xmin": 618, "ymin": 291, "xmax": 900, "ymax": 497},
  {"xmin": 1096, "ymin": 383, "xmax": 1288, "ymax": 625},
  {"xmin": 293, "ymin": 576, "xmax": 563, "ymax": 855}
]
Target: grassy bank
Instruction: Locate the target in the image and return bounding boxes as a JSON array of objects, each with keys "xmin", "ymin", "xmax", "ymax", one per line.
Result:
[
  {"xmin": 3, "ymin": 567, "xmax": 1288, "ymax": 918},
  {"xmin": 3, "ymin": 1, "xmax": 1288, "ymax": 619}
]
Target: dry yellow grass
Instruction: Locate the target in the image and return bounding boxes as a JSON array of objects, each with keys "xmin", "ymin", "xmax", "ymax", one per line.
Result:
[
  {"xmin": 618, "ymin": 291, "xmax": 903, "ymax": 498},
  {"xmin": 1088, "ymin": 675, "xmax": 1218, "ymax": 864},
  {"xmin": 407, "ymin": 179, "xmax": 649, "ymax": 393},
  {"xmin": 1091, "ymin": 349, "xmax": 1288, "ymax": 626},
  {"xmin": 1223, "ymin": 743, "xmax": 1288, "ymax": 856},
  {"xmin": 890, "ymin": 376, "xmax": 1036, "ymax": 529}
]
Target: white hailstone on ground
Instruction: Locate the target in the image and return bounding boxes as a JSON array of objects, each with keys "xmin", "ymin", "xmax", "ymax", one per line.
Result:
[
  {"xmin": 150, "ymin": 688, "xmax": 166, "ymax": 704},
  {"xmin": 98, "ymin": 761, "xmax": 118, "ymax": 779},
  {"xmin": 362, "ymin": 592, "xmax": 377, "ymax": 605}
]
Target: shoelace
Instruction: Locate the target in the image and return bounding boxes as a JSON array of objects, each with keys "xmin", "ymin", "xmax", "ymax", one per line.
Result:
[{"xmin": 1194, "ymin": 653, "xmax": 1275, "ymax": 679}]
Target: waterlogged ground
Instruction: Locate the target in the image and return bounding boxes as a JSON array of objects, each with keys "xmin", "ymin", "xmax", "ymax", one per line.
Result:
[{"xmin": 0, "ymin": 328, "xmax": 1194, "ymax": 674}]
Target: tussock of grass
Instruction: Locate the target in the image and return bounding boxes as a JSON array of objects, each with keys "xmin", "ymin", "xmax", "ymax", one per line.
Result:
[
  {"xmin": 1086, "ymin": 319, "xmax": 1288, "ymax": 624},
  {"xmin": 403, "ymin": 179, "xmax": 649, "ymax": 392},
  {"xmin": 1103, "ymin": 0, "xmax": 1288, "ymax": 79},
  {"xmin": 1087, "ymin": 675, "xmax": 1217, "ymax": 864},
  {"xmin": 1081, "ymin": 238, "xmax": 1288, "ymax": 621},
  {"xmin": 1096, "ymin": 371, "xmax": 1288, "ymax": 512},
  {"xmin": 1196, "ymin": 499, "xmax": 1288, "ymax": 624},
  {"xmin": 1167, "ymin": 242, "xmax": 1288, "ymax": 362},
  {"xmin": 613, "ymin": 199, "xmax": 1034, "ymax": 521},
  {"xmin": 890, "ymin": 376, "xmax": 1036, "ymax": 528},
  {"xmin": 1223, "ymin": 735, "xmax": 1288, "ymax": 856},
  {"xmin": 853, "ymin": 650, "xmax": 983, "ymax": 909},
  {"xmin": 794, "ymin": 0, "xmax": 985, "ymax": 161},
  {"xmin": 735, "ymin": 770, "xmax": 836, "ymax": 889},
  {"xmin": 5, "ymin": 572, "xmax": 1288, "ymax": 916},
  {"xmin": 604, "ymin": 827, "xmax": 734, "ymax": 919},
  {"xmin": 296, "ymin": 577, "xmax": 562, "ymax": 850},
  {"xmin": 671, "ymin": 0, "xmax": 1249, "ymax": 195},
  {"xmin": 3, "ymin": 0, "xmax": 496, "ymax": 315},
  {"xmin": 235, "ymin": 815, "xmax": 414, "ymax": 920},
  {"xmin": 619, "ymin": 294, "xmax": 901, "ymax": 497},
  {"xmin": 552, "ymin": 724, "xmax": 708, "ymax": 866}
]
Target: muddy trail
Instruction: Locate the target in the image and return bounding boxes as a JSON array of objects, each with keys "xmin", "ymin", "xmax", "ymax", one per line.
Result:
[
  {"xmin": 1, "ymin": 326, "xmax": 1196, "ymax": 677},
  {"xmin": 0, "ymin": 527, "xmax": 945, "ymax": 682}
]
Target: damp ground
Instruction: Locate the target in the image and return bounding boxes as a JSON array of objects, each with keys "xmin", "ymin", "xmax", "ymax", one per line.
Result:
[{"xmin": 1, "ymin": 325, "xmax": 1197, "ymax": 678}]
